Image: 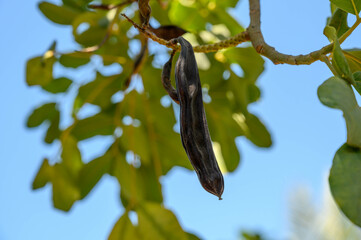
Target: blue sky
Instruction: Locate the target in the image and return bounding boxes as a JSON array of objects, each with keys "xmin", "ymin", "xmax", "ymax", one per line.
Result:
[{"xmin": 1, "ymin": 0, "xmax": 361, "ymax": 239}]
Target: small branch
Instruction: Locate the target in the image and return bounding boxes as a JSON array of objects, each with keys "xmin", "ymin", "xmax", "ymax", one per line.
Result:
[
  {"xmin": 248, "ymin": 0, "xmax": 333, "ymax": 65},
  {"xmin": 121, "ymin": 13, "xmax": 250, "ymax": 53},
  {"xmin": 339, "ymin": 17, "xmax": 361, "ymax": 44},
  {"xmin": 88, "ymin": 0, "xmax": 136, "ymax": 10}
]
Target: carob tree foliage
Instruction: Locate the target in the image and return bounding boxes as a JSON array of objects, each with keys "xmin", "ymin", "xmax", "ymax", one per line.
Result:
[{"xmin": 26, "ymin": 0, "xmax": 361, "ymax": 238}]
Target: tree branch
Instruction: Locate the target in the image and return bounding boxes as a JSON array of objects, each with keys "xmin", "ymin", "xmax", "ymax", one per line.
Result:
[
  {"xmin": 247, "ymin": 0, "xmax": 333, "ymax": 65},
  {"xmin": 88, "ymin": 0, "xmax": 136, "ymax": 10},
  {"xmin": 121, "ymin": 13, "xmax": 250, "ymax": 53}
]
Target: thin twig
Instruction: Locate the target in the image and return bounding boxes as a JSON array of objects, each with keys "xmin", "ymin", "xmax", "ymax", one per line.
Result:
[
  {"xmin": 88, "ymin": 0, "xmax": 136, "ymax": 10},
  {"xmin": 339, "ymin": 17, "xmax": 361, "ymax": 44},
  {"xmin": 121, "ymin": 13, "xmax": 250, "ymax": 53}
]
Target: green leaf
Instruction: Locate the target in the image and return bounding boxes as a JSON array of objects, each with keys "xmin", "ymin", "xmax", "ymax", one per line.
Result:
[
  {"xmin": 317, "ymin": 77, "xmax": 361, "ymax": 147},
  {"xmin": 169, "ymin": 2, "xmax": 207, "ymax": 31},
  {"xmin": 330, "ymin": 0, "xmax": 361, "ymax": 15},
  {"xmin": 224, "ymin": 47, "xmax": 265, "ymax": 83},
  {"xmin": 42, "ymin": 77, "xmax": 73, "ymax": 94},
  {"xmin": 323, "ymin": 25, "xmax": 337, "ymax": 42},
  {"xmin": 344, "ymin": 107, "xmax": 361, "ymax": 147},
  {"xmin": 206, "ymin": 101, "xmax": 243, "ymax": 172},
  {"xmin": 317, "ymin": 77, "xmax": 356, "ymax": 112},
  {"xmin": 137, "ymin": 203, "xmax": 189, "ymax": 240},
  {"xmin": 26, "ymin": 102, "xmax": 61, "ymax": 144},
  {"xmin": 38, "ymin": 2, "xmax": 79, "ymax": 25},
  {"xmin": 27, "ymin": 103, "xmax": 58, "ymax": 128},
  {"xmin": 211, "ymin": 8, "xmax": 244, "ymax": 35},
  {"xmin": 44, "ymin": 111, "xmax": 61, "ymax": 144},
  {"xmin": 62, "ymin": 0, "xmax": 91, "ymax": 11},
  {"xmin": 186, "ymin": 232, "xmax": 201, "ymax": 240},
  {"xmin": 241, "ymin": 231, "xmax": 264, "ymax": 240},
  {"xmin": 353, "ymin": 71, "xmax": 361, "ymax": 95},
  {"xmin": 72, "ymin": 12, "xmax": 108, "ymax": 47},
  {"xmin": 26, "ymin": 56, "xmax": 56, "ymax": 86},
  {"xmin": 78, "ymin": 150, "xmax": 112, "ymax": 199},
  {"xmin": 77, "ymin": 72, "xmax": 124, "ymax": 109},
  {"xmin": 71, "ymin": 113, "xmax": 115, "ymax": 141},
  {"xmin": 328, "ymin": 8, "xmax": 350, "ymax": 37},
  {"xmin": 32, "ymin": 158, "xmax": 51, "ymax": 190},
  {"xmin": 111, "ymin": 143, "xmax": 163, "ymax": 204},
  {"xmin": 215, "ymin": 0, "xmax": 239, "ymax": 9},
  {"xmin": 329, "ymin": 144, "xmax": 361, "ymax": 227},
  {"xmin": 331, "ymin": 3, "xmax": 339, "ymax": 13},
  {"xmin": 61, "ymin": 135, "xmax": 83, "ymax": 176},
  {"xmin": 52, "ymin": 163, "xmax": 81, "ymax": 211},
  {"xmin": 59, "ymin": 52, "xmax": 90, "ymax": 68},
  {"xmin": 120, "ymin": 124, "xmax": 152, "ymax": 165},
  {"xmin": 344, "ymin": 49, "xmax": 361, "ymax": 73},
  {"xmin": 33, "ymin": 159, "xmax": 80, "ymax": 211},
  {"xmin": 108, "ymin": 214, "xmax": 139, "ymax": 240},
  {"xmin": 244, "ymin": 113, "xmax": 272, "ymax": 148},
  {"xmin": 332, "ymin": 40, "xmax": 354, "ymax": 83}
]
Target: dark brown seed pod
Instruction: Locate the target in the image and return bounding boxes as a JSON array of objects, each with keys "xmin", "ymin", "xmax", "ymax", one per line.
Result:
[
  {"xmin": 150, "ymin": 25, "xmax": 187, "ymax": 41},
  {"xmin": 174, "ymin": 37, "xmax": 224, "ymax": 200},
  {"xmin": 161, "ymin": 50, "xmax": 179, "ymax": 103}
]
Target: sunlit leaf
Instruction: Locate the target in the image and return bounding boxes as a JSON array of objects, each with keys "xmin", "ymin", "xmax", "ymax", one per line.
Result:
[
  {"xmin": 224, "ymin": 47, "xmax": 265, "ymax": 83},
  {"xmin": 108, "ymin": 214, "xmax": 139, "ymax": 240},
  {"xmin": 61, "ymin": 135, "xmax": 83, "ymax": 176},
  {"xmin": 72, "ymin": 12, "xmax": 108, "ymax": 46},
  {"xmin": 26, "ymin": 56, "xmax": 56, "ymax": 86},
  {"xmin": 78, "ymin": 150, "xmax": 112, "ymax": 199},
  {"xmin": 206, "ymin": 101, "xmax": 242, "ymax": 172},
  {"xmin": 211, "ymin": 7, "xmax": 244, "ymax": 35},
  {"xmin": 77, "ymin": 72, "xmax": 124, "ymax": 109},
  {"xmin": 32, "ymin": 158, "xmax": 52, "ymax": 190},
  {"xmin": 215, "ymin": 0, "xmax": 239, "ymax": 9},
  {"xmin": 111, "ymin": 143, "xmax": 163, "ymax": 204},
  {"xmin": 52, "ymin": 163, "xmax": 81, "ymax": 211},
  {"xmin": 344, "ymin": 48, "xmax": 361, "ymax": 73},
  {"xmin": 137, "ymin": 203, "xmax": 189, "ymax": 240},
  {"xmin": 71, "ymin": 113, "xmax": 115, "ymax": 141},
  {"xmin": 169, "ymin": 2, "xmax": 207, "ymax": 31}
]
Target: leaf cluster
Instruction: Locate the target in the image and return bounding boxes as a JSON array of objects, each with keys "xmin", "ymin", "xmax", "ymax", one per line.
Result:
[{"xmin": 26, "ymin": 0, "xmax": 271, "ymax": 238}]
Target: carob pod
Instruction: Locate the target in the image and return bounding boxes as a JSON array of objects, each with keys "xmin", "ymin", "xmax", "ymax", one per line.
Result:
[
  {"xmin": 161, "ymin": 37, "xmax": 224, "ymax": 199},
  {"xmin": 161, "ymin": 50, "xmax": 179, "ymax": 103},
  {"xmin": 150, "ymin": 25, "xmax": 187, "ymax": 41}
]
